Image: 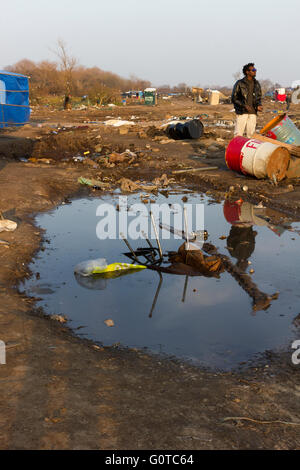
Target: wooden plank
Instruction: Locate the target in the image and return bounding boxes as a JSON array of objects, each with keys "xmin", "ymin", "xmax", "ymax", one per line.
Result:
[
  {"xmin": 252, "ymin": 133, "xmax": 300, "ymax": 157},
  {"xmin": 172, "ymin": 166, "xmax": 218, "ymax": 175}
]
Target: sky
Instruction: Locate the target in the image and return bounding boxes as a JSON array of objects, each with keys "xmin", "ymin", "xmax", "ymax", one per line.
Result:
[{"xmin": 1, "ymin": 0, "xmax": 299, "ymax": 87}]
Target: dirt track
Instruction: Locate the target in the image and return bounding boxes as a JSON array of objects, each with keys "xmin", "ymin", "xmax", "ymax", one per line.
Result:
[{"xmin": 1, "ymin": 99, "xmax": 300, "ymax": 449}]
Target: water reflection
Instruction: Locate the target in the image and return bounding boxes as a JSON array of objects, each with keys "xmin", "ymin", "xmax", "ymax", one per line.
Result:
[
  {"xmin": 23, "ymin": 194, "xmax": 300, "ymax": 369},
  {"xmin": 74, "ymin": 199, "xmax": 292, "ymax": 315}
]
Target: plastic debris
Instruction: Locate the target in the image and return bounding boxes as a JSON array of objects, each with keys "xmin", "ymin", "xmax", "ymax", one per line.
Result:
[
  {"xmin": 104, "ymin": 119, "xmax": 135, "ymax": 127},
  {"xmin": 78, "ymin": 177, "xmax": 109, "ymax": 190},
  {"xmin": 51, "ymin": 315, "xmax": 68, "ymax": 324},
  {"xmin": 74, "ymin": 258, "xmax": 107, "ymax": 277},
  {"xmin": 74, "ymin": 259, "xmax": 146, "ymax": 277},
  {"xmin": 0, "ymin": 219, "xmax": 17, "ymax": 233}
]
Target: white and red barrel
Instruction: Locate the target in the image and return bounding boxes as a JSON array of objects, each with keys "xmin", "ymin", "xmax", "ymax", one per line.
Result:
[{"xmin": 225, "ymin": 136, "xmax": 290, "ymax": 181}]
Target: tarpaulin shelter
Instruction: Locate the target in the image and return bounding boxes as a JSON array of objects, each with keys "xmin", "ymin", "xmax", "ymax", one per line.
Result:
[{"xmin": 0, "ymin": 71, "xmax": 30, "ymax": 128}]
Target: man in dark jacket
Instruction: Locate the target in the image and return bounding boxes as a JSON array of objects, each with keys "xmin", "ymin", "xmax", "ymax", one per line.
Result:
[{"xmin": 232, "ymin": 63, "xmax": 262, "ymax": 138}]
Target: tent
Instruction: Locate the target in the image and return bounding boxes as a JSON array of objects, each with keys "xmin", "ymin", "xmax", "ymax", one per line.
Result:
[
  {"xmin": 0, "ymin": 70, "xmax": 30, "ymax": 128},
  {"xmin": 292, "ymin": 80, "xmax": 300, "ymax": 89}
]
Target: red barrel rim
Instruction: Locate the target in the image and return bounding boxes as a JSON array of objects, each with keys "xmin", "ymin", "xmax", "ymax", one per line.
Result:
[{"xmin": 225, "ymin": 136, "xmax": 249, "ymax": 173}]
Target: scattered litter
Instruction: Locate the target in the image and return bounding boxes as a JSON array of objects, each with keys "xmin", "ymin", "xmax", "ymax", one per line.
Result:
[
  {"xmin": 104, "ymin": 319, "xmax": 115, "ymax": 327},
  {"xmin": 172, "ymin": 167, "xmax": 218, "ymax": 175},
  {"xmin": 118, "ymin": 178, "xmax": 158, "ymax": 193},
  {"xmin": 166, "ymin": 119, "xmax": 204, "ymax": 140},
  {"xmin": 78, "ymin": 177, "xmax": 110, "ymax": 190},
  {"xmin": 74, "ymin": 258, "xmax": 107, "ymax": 277},
  {"xmin": 0, "ymin": 219, "xmax": 17, "ymax": 233},
  {"xmin": 73, "ymin": 155, "xmax": 85, "ymax": 162},
  {"xmin": 51, "ymin": 315, "xmax": 68, "ymax": 324},
  {"xmin": 104, "ymin": 119, "xmax": 135, "ymax": 127},
  {"xmin": 74, "ymin": 258, "xmax": 146, "ymax": 277},
  {"xmin": 152, "ymin": 174, "xmax": 172, "ymax": 187},
  {"xmin": 222, "ymin": 417, "xmax": 300, "ymax": 427}
]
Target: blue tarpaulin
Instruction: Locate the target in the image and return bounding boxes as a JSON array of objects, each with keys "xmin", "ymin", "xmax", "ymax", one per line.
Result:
[{"xmin": 0, "ymin": 70, "xmax": 30, "ymax": 128}]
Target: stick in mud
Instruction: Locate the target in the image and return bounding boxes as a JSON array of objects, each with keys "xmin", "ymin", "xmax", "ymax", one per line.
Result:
[
  {"xmin": 120, "ymin": 233, "xmax": 141, "ymax": 264},
  {"xmin": 172, "ymin": 166, "xmax": 219, "ymax": 175}
]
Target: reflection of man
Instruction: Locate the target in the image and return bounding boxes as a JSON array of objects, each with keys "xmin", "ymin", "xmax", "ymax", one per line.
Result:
[
  {"xmin": 232, "ymin": 63, "xmax": 262, "ymax": 138},
  {"xmin": 227, "ymin": 226, "xmax": 257, "ymax": 272}
]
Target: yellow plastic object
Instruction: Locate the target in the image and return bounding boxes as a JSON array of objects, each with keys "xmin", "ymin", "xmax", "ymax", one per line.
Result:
[{"xmin": 91, "ymin": 263, "xmax": 146, "ymax": 275}]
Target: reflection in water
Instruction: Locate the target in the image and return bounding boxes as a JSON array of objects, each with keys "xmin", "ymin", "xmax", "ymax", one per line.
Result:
[
  {"xmin": 74, "ymin": 268, "xmax": 144, "ymax": 290},
  {"xmin": 227, "ymin": 226, "xmax": 257, "ymax": 271},
  {"xmin": 75, "ymin": 199, "xmax": 290, "ymax": 317},
  {"xmin": 74, "ymin": 273, "xmax": 107, "ymax": 291},
  {"xmin": 24, "ymin": 193, "xmax": 300, "ymax": 370},
  {"xmin": 223, "ymin": 199, "xmax": 291, "ymax": 235}
]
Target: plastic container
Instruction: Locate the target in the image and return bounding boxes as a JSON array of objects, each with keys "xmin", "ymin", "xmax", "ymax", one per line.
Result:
[
  {"xmin": 277, "ymin": 94, "xmax": 286, "ymax": 102},
  {"xmin": 225, "ymin": 136, "xmax": 248, "ymax": 172},
  {"xmin": 74, "ymin": 258, "xmax": 107, "ymax": 277},
  {"xmin": 260, "ymin": 113, "xmax": 300, "ymax": 145},
  {"xmin": 241, "ymin": 140, "xmax": 289, "ymax": 180},
  {"xmin": 226, "ymin": 137, "xmax": 290, "ymax": 181}
]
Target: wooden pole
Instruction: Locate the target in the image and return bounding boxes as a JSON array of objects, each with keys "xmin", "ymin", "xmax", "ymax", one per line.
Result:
[{"xmin": 253, "ymin": 133, "xmax": 300, "ymax": 158}]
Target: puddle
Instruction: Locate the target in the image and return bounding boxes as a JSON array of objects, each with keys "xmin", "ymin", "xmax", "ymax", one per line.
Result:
[{"xmin": 22, "ymin": 191, "xmax": 300, "ymax": 370}]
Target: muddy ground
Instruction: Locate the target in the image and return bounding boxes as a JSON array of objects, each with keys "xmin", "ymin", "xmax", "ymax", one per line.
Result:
[{"xmin": 0, "ymin": 99, "xmax": 300, "ymax": 450}]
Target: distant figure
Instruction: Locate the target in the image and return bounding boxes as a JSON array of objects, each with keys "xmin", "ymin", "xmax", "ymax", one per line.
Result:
[
  {"xmin": 64, "ymin": 94, "xmax": 71, "ymax": 110},
  {"xmin": 232, "ymin": 63, "xmax": 262, "ymax": 138},
  {"xmin": 286, "ymin": 91, "xmax": 292, "ymax": 111}
]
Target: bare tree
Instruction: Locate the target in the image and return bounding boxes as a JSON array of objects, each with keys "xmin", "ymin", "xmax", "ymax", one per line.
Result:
[
  {"xmin": 54, "ymin": 39, "xmax": 77, "ymax": 107},
  {"xmin": 233, "ymin": 70, "xmax": 242, "ymax": 81},
  {"xmin": 260, "ymin": 79, "xmax": 274, "ymax": 94}
]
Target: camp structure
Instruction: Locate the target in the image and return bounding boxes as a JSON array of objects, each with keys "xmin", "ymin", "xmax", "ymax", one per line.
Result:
[
  {"xmin": 0, "ymin": 70, "xmax": 30, "ymax": 128},
  {"xmin": 192, "ymin": 87, "xmax": 204, "ymax": 103}
]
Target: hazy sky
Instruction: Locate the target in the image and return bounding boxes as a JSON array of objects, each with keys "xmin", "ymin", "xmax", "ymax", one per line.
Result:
[{"xmin": 1, "ymin": 0, "xmax": 299, "ymax": 87}]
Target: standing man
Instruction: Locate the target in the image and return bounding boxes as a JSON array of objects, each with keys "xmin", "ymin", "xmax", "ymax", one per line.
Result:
[
  {"xmin": 232, "ymin": 63, "xmax": 263, "ymax": 138},
  {"xmin": 286, "ymin": 90, "xmax": 292, "ymax": 111}
]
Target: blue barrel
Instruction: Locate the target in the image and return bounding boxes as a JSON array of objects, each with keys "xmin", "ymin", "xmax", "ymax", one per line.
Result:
[{"xmin": 261, "ymin": 113, "xmax": 300, "ymax": 145}]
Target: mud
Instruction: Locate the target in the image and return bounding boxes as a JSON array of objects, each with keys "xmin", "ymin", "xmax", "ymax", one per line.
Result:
[{"xmin": 1, "ymin": 99, "xmax": 300, "ymax": 449}]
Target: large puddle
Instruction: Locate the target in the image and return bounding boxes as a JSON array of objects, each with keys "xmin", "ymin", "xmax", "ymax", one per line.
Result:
[{"xmin": 22, "ymin": 190, "xmax": 300, "ymax": 370}]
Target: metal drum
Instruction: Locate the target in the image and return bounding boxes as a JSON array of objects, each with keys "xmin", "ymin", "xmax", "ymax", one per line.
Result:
[{"xmin": 261, "ymin": 113, "xmax": 300, "ymax": 145}]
